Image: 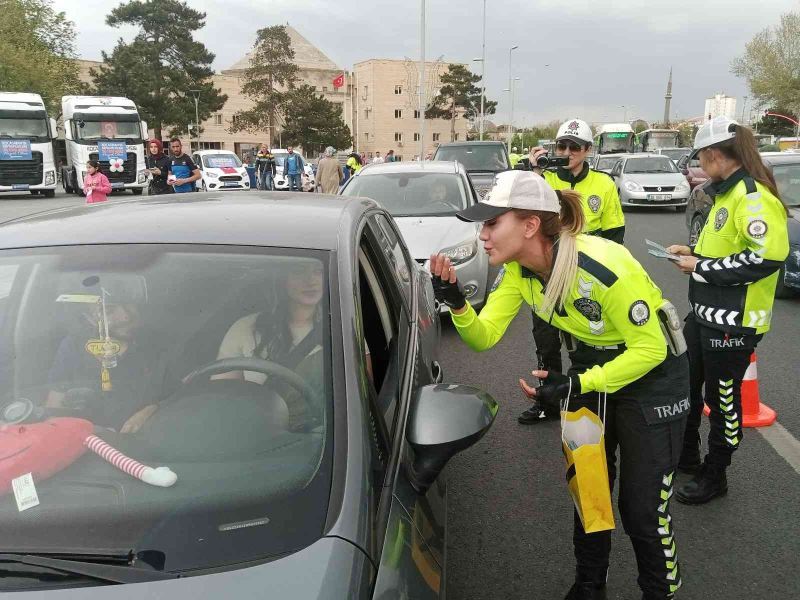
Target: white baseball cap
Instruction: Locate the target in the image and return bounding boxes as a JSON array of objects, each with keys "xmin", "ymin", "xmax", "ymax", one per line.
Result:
[
  {"xmin": 556, "ymin": 118, "xmax": 593, "ymax": 145},
  {"xmin": 691, "ymin": 116, "xmax": 738, "ymax": 158},
  {"xmin": 457, "ymin": 170, "xmax": 560, "ymax": 222}
]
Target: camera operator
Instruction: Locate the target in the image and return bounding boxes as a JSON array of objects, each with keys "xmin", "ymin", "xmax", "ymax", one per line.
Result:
[{"xmin": 517, "ymin": 118, "xmax": 625, "ymax": 425}]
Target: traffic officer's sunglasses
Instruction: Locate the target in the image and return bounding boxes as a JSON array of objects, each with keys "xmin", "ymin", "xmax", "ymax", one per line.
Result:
[{"xmin": 556, "ymin": 141, "xmax": 584, "ymax": 152}]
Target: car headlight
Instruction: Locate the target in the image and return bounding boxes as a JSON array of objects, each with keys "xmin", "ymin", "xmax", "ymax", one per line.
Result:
[
  {"xmin": 44, "ymin": 171, "xmax": 55, "ymax": 186},
  {"xmin": 137, "ymin": 170, "xmax": 148, "ymax": 184},
  {"xmin": 624, "ymin": 180, "xmax": 643, "ymax": 192},
  {"xmin": 207, "ymin": 172, "xmax": 219, "ymax": 179},
  {"xmin": 440, "ymin": 239, "xmax": 477, "ymax": 265},
  {"xmin": 675, "ymin": 180, "xmax": 690, "ymax": 192}
]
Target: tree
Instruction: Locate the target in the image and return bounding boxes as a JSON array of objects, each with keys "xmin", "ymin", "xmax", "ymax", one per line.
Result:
[
  {"xmin": 732, "ymin": 11, "xmax": 800, "ymax": 117},
  {"xmin": 425, "ymin": 64, "xmax": 496, "ymax": 142},
  {"xmin": 229, "ymin": 25, "xmax": 299, "ymax": 146},
  {"xmin": 0, "ymin": 0, "xmax": 82, "ymax": 112},
  {"xmin": 753, "ymin": 109, "xmax": 798, "ymax": 137},
  {"xmin": 280, "ymin": 85, "xmax": 351, "ymax": 154},
  {"xmin": 90, "ymin": 0, "xmax": 226, "ymax": 141}
]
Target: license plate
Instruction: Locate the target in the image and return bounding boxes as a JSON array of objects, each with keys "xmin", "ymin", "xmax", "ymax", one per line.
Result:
[
  {"xmin": 223, "ymin": 182, "xmax": 240, "ymax": 187},
  {"xmin": 11, "ymin": 184, "xmax": 29, "ymax": 191},
  {"xmin": 647, "ymin": 193, "xmax": 672, "ymax": 201},
  {"xmin": 111, "ymin": 182, "xmax": 125, "ymax": 189}
]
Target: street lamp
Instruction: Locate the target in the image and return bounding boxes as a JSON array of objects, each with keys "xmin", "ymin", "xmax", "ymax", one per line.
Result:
[
  {"xmin": 418, "ymin": 0, "xmax": 427, "ymax": 161},
  {"xmin": 507, "ymin": 45, "xmax": 519, "ymax": 154},
  {"xmin": 621, "ymin": 105, "xmax": 636, "ymax": 123},
  {"xmin": 478, "ymin": 0, "xmax": 487, "ymax": 140},
  {"xmin": 189, "ymin": 89, "xmax": 201, "ymax": 151},
  {"xmin": 504, "ymin": 77, "xmax": 520, "ymax": 154}
]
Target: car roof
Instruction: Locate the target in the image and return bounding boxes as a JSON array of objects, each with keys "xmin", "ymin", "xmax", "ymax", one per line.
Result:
[
  {"xmin": 435, "ymin": 141, "xmax": 506, "ymax": 147},
  {"xmin": 762, "ymin": 153, "xmax": 800, "ymax": 165},
  {"xmin": 356, "ymin": 161, "xmax": 462, "ymax": 176},
  {"xmin": 194, "ymin": 149, "xmax": 237, "ymax": 156},
  {"xmin": 0, "ymin": 193, "xmax": 376, "ymax": 251}
]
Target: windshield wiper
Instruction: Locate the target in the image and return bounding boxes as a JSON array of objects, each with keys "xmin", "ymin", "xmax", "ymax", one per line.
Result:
[{"xmin": 0, "ymin": 551, "xmax": 178, "ymax": 584}]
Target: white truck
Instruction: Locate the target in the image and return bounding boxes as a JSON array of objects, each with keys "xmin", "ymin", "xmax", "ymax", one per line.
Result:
[
  {"xmin": 0, "ymin": 92, "xmax": 58, "ymax": 198},
  {"xmin": 60, "ymin": 96, "xmax": 149, "ymax": 196}
]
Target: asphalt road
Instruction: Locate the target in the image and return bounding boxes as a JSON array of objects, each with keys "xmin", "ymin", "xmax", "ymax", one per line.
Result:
[
  {"xmin": 441, "ymin": 207, "xmax": 800, "ymax": 599},
  {"xmin": 1, "ymin": 191, "xmax": 797, "ymax": 599}
]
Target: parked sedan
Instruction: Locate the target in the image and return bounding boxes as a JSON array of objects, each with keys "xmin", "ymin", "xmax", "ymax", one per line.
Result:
[
  {"xmin": 0, "ymin": 193, "xmax": 497, "ymax": 597},
  {"xmin": 685, "ymin": 152, "xmax": 800, "ymax": 297},
  {"xmin": 340, "ymin": 160, "xmax": 491, "ymax": 311},
  {"xmin": 611, "ymin": 153, "xmax": 690, "ymax": 210}
]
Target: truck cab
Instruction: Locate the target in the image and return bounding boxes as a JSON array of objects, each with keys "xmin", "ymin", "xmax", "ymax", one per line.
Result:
[
  {"xmin": 60, "ymin": 96, "xmax": 149, "ymax": 196},
  {"xmin": 0, "ymin": 92, "xmax": 58, "ymax": 198}
]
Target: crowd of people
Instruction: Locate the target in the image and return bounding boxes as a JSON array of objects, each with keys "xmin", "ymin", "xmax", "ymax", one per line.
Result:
[{"xmin": 430, "ymin": 115, "xmax": 789, "ymax": 600}]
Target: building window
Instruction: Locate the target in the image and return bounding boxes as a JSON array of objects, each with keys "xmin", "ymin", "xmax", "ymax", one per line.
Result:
[
  {"xmin": 433, "ymin": 133, "xmax": 440, "ymax": 141},
  {"xmin": 395, "ymin": 155, "xmax": 402, "ymax": 161},
  {"xmin": 232, "ymin": 115, "xmax": 240, "ymax": 124},
  {"xmin": 394, "ymin": 109, "xmax": 402, "ymax": 119},
  {"xmin": 395, "ymin": 85, "xmax": 402, "ymax": 95},
  {"xmin": 364, "ymin": 132, "xmax": 369, "ymax": 141},
  {"xmin": 323, "ymin": 86, "xmax": 328, "ymax": 92},
  {"xmin": 364, "ymin": 109, "xmax": 370, "ymax": 120},
  {"xmin": 362, "ymin": 85, "xmax": 368, "ymax": 99},
  {"xmin": 414, "ymin": 110, "xmax": 421, "ymax": 119},
  {"xmin": 213, "ymin": 114, "xmax": 222, "ymax": 125},
  {"xmin": 413, "ymin": 133, "xmax": 420, "ymax": 141},
  {"xmin": 454, "ymin": 133, "xmax": 459, "ymax": 141},
  {"xmin": 394, "ymin": 132, "xmax": 402, "ymax": 142}
]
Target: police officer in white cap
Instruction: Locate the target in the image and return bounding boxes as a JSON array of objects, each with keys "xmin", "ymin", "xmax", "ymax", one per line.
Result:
[{"xmin": 519, "ymin": 119, "xmax": 625, "ymax": 424}]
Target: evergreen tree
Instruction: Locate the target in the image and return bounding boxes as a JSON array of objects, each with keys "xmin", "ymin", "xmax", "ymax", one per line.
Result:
[
  {"xmin": 425, "ymin": 64, "xmax": 496, "ymax": 142},
  {"xmin": 229, "ymin": 25, "xmax": 300, "ymax": 147},
  {"xmin": 281, "ymin": 85, "xmax": 351, "ymax": 154},
  {"xmin": 90, "ymin": 0, "xmax": 226, "ymax": 141},
  {"xmin": 0, "ymin": 0, "xmax": 82, "ymax": 112}
]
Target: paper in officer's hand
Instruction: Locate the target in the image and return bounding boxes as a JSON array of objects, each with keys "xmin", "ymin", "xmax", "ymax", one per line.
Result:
[{"xmin": 645, "ymin": 239, "xmax": 680, "ymax": 261}]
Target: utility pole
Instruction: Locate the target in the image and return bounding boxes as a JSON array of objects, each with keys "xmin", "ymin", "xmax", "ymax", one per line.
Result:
[
  {"xmin": 189, "ymin": 89, "xmax": 201, "ymax": 152},
  {"xmin": 507, "ymin": 45, "xmax": 518, "ymax": 155},
  {"xmin": 419, "ymin": 0, "xmax": 426, "ymax": 161},
  {"xmin": 741, "ymin": 96, "xmax": 748, "ymax": 124},
  {"xmin": 479, "ymin": 0, "xmax": 486, "ymax": 140}
]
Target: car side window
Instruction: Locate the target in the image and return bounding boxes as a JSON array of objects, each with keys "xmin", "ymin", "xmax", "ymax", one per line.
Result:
[
  {"xmin": 368, "ymin": 214, "xmax": 413, "ymax": 312},
  {"xmin": 611, "ymin": 161, "xmax": 622, "ymax": 176}
]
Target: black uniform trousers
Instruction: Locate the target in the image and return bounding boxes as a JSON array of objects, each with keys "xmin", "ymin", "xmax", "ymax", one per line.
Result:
[
  {"xmin": 568, "ymin": 345, "xmax": 688, "ymax": 599},
  {"xmin": 683, "ymin": 316, "xmax": 760, "ymax": 467},
  {"xmin": 531, "ymin": 310, "xmax": 563, "ymax": 372}
]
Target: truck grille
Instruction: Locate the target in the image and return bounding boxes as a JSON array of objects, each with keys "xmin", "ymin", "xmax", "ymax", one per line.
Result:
[
  {"xmin": 89, "ymin": 152, "xmax": 137, "ymax": 184},
  {"xmin": 0, "ymin": 152, "xmax": 43, "ymax": 186}
]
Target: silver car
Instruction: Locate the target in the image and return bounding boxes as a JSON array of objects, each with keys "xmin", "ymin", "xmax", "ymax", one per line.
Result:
[
  {"xmin": 341, "ymin": 161, "xmax": 491, "ymax": 311},
  {"xmin": 611, "ymin": 153, "xmax": 691, "ymax": 210}
]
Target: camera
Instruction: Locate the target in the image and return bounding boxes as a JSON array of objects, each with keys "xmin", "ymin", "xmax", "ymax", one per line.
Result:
[{"xmin": 513, "ymin": 155, "xmax": 570, "ymax": 171}]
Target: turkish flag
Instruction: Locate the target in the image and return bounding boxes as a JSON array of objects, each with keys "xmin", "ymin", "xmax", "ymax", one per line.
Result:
[{"xmin": 332, "ymin": 73, "xmax": 345, "ymax": 89}]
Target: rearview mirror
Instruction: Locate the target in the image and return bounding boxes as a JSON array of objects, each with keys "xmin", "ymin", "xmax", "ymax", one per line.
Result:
[{"xmin": 406, "ymin": 384, "xmax": 498, "ymax": 494}]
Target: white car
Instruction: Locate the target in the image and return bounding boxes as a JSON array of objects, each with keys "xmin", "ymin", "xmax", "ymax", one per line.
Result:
[
  {"xmin": 192, "ymin": 150, "xmax": 250, "ymax": 191},
  {"xmin": 272, "ymin": 149, "xmax": 315, "ymax": 191}
]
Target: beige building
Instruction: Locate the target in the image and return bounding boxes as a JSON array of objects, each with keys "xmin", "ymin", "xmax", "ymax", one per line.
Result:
[
  {"xmin": 352, "ymin": 59, "xmax": 468, "ymax": 161},
  {"xmin": 75, "ymin": 26, "xmax": 467, "ymax": 162}
]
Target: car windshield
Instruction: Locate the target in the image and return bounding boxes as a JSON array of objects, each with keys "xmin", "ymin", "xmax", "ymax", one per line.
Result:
[
  {"xmin": 773, "ymin": 164, "xmax": 800, "ymax": 206},
  {"xmin": 624, "ymin": 157, "xmax": 678, "ymax": 174},
  {"xmin": 342, "ymin": 172, "xmax": 469, "ymax": 216},
  {"xmin": 596, "ymin": 157, "xmax": 621, "ymax": 171},
  {"xmin": 0, "ymin": 245, "xmax": 333, "ymax": 582},
  {"xmin": 434, "ymin": 146, "xmax": 509, "ymax": 172},
  {"xmin": 202, "ymin": 154, "xmax": 242, "ymax": 169},
  {"xmin": 273, "ymin": 152, "xmax": 305, "ymax": 168},
  {"xmin": 77, "ymin": 119, "xmax": 141, "ymax": 141},
  {"xmin": 660, "ymin": 149, "xmax": 690, "ymax": 162}
]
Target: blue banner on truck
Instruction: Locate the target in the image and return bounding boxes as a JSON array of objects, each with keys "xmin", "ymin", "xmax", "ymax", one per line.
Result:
[
  {"xmin": 97, "ymin": 140, "xmax": 127, "ymax": 162},
  {"xmin": 0, "ymin": 140, "xmax": 32, "ymax": 161}
]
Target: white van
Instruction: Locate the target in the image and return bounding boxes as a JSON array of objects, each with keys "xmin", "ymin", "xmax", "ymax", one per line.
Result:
[
  {"xmin": 0, "ymin": 92, "xmax": 58, "ymax": 197},
  {"xmin": 192, "ymin": 149, "xmax": 250, "ymax": 191}
]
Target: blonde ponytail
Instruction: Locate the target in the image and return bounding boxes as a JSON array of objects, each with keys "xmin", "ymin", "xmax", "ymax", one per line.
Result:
[{"xmin": 539, "ymin": 189, "xmax": 583, "ymax": 316}]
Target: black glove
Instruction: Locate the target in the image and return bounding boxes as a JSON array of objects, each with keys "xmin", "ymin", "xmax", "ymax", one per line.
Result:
[
  {"xmin": 535, "ymin": 371, "xmax": 581, "ymax": 412},
  {"xmin": 431, "ymin": 273, "xmax": 466, "ymax": 310}
]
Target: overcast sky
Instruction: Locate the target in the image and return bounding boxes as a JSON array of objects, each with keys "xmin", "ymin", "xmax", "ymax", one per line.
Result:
[{"xmin": 53, "ymin": 0, "xmax": 799, "ymax": 126}]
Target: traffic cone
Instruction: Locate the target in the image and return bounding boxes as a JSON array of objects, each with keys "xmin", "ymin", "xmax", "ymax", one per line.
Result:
[{"xmin": 703, "ymin": 352, "xmax": 777, "ymax": 427}]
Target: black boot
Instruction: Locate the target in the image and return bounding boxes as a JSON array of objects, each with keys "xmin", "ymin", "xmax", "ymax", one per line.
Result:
[
  {"xmin": 518, "ymin": 401, "xmax": 554, "ymax": 424},
  {"xmin": 675, "ymin": 462, "xmax": 728, "ymax": 504},
  {"xmin": 677, "ymin": 432, "xmax": 702, "ymax": 474},
  {"xmin": 564, "ymin": 581, "xmax": 607, "ymax": 600}
]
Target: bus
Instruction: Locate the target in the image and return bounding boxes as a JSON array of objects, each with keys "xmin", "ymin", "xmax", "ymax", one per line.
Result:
[
  {"xmin": 639, "ymin": 129, "xmax": 680, "ymax": 152},
  {"xmin": 594, "ymin": 123, "xmax": 635, "ymax": 155}
]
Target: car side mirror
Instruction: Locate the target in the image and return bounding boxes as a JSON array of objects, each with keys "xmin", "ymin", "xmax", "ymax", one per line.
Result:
[{"xmin": 406, "ymin": 384, "xmax": 498, "ymax": 494}]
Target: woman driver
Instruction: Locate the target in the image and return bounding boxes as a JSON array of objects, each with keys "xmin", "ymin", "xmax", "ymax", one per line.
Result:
[{"xmin": 429, "ymin": 170, "xmax": 688, "ymax": 600}]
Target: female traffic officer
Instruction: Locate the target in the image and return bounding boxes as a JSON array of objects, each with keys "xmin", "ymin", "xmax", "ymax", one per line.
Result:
[
  {"xmin": 666, "ymin": 117, "xmax": 789, "ymax": 505},
  {"xmin": 430, "ymin": 170, "xmax": 689, "ymax": 600}
]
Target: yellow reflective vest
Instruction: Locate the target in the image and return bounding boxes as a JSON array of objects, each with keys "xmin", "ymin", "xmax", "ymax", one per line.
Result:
[
  {"xmin": 690, "ymin": 169, "xmax": 788, "ymax": 335},
  {"xmin": 451, "ymin": 235, "xmax": 669, "ymax": 394},
  {"xmin": 543, "ymin": 164, "xmax": 625, "ymax": 243}
]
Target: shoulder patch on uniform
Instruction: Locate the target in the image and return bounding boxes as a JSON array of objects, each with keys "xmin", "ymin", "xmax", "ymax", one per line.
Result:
[
  {"xmin": 574, "ymin": 298, "xmax": 602, "ymax": 322},
  {"xmin": 577, "ymin": 252, "xmax": 618, "ymax": 287},
  {"xmin": 587, "ymin": 195, "xmax": 602, "ymax": 213},
  {"xmin": 629, "ymin": 300, "xmax": 650, "ymax": 326},
  {"xmin": 747, "ymin": 219, "xmax": 767, "ymax": 239},
  {"xmin": 490, "ymin": 267, "xmax": 506, "ymax": 292},
  {"xmin": 713, "ymin": 207, "xmax": 728, "ymax": 231}
]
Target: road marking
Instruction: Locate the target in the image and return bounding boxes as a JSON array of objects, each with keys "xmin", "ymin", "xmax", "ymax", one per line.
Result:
[{"xmin": 758, "ymin": 422, "xmax": 800, "ymax": 476}]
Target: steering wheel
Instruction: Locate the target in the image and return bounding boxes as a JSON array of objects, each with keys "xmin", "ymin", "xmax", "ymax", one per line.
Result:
[{"xmin": 181, "ymin": 357, "xmax": 319, "ymax": 407}]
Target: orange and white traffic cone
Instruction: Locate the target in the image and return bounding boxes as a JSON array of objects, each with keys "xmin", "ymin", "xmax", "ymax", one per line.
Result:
[{"xmin": 703, "ymin": 352, "xmax": 777, "ymax": 427}]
